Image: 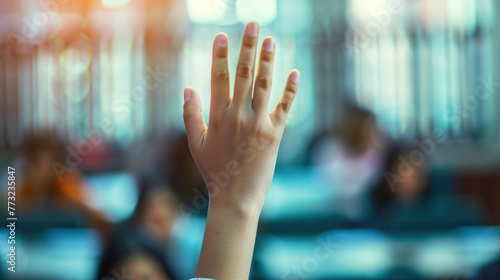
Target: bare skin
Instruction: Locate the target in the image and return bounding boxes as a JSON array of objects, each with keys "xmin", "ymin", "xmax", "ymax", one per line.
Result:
[{"xmin": 183, "ymin": 22, "xmax": 300, "ymax": 280}]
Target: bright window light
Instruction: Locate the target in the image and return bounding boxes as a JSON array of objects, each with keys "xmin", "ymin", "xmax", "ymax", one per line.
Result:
[
  {"xmin": 236, "ymin": 0, "xmax": 276, "ymax": 25},
  {"xmin": 187, "ymin": 0, "xmax": 277, "ymax": 25},
  {"xmin": 187, "ymin": 0, "xmax": 231, "ymax": 24},
  {"xmin": 447, "ymin": 0, "xmax": 476, "ymax": 31},
  {"xmin": 349, "ymin": 0, "xmax": 388, "ymax": 23},
  {"xmin": 101, "ymin": 0, "xmax": 130, "ymax": 10}
]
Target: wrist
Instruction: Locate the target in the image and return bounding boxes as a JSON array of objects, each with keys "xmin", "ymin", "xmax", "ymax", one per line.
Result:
[
  {"xmin": 208, "ymin": 194, "xmax": 264, "ymax": 222},
  {"xmin": 196, "ymin": 196, "xmax": 262, "ymax": 280}
]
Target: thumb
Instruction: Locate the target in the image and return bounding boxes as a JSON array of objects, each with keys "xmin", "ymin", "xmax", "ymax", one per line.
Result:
[{"xmin": 183, "ymin": 87, "xmax": 207, "ymax": 150}]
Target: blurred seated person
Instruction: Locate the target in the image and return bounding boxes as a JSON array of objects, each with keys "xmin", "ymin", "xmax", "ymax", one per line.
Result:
[
  {"xmin": 107, "ymin": 174, "xmax": 201, "ymax": 279},
  {"xmin": 17, "ymin": 129, "xmax": 109, "ymax": 234},
  {"xmin": 125, "ymin": 176, "xmax": 179, "ymax": 244},
  {"xmin": 97, "ymin": 229, "xmax": 174, "ymax": 280},
  {"xmin": 476, "ymin": 257, "xmax": 500, "ymax": 280},
  {"xmin": 129, "ymin": 134, "xmax": 207, "ymax": 278},
  {"xmin": 157, "ymin": 134, "xmax": 209, "ymax": 278},
  {"xmin": 155, "ymin": 132, "xmax": 207, "ymax": 216},
  {"xmin": 369, "ymin": 146, "xmax": 483, "ymax": 230},
  {"xmin": 370, "ymin": 146, "xmax": 430, "ymax": 215},
  {"xmin": 309, "ymin": 102, "xmax": 390, "ymax": 221}
]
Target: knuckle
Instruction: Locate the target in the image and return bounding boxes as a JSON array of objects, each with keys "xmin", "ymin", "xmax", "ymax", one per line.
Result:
[
  {"xmin": 183, "ymin": 111, "xmax": 195, "ymax": 122},
  {"xmin": 278, "ymin": 100, "xmax": 291, "ymax": 113},
  {"xmin": 237, "ymin": 64, "xmax": 253, "ymax": 79},
  {"xmin": 242, "ymin": 37, "xmax": 257, "ymax": 49},
  {"xmin": 183, "ymin": 103, "xmax": 191, "ymax": 116},
  {"xmin": 183, "ymin": 111, "xmax": 194, "ymax": 122},
  {"xmin": 256, "ymin": 126, "xmax": 276, "ymax": 145},
  {"xmin": 285, "ymin": 83, "xmax": 298, "ymax": 94},
  {"xmin": 230, "ymin": 114, "xmax": 245, "ymax": 129},
  {"xmin": 256, "ymin": 76, "xmax": 272, "ymax": 90},
  {"xmin": 260, "ymin": 51, "xmax": 273, "ymax": 63},
  {"xmin": 215, "ymin": 69, "xmax": 229, "ymax": 84},
  {"xmin": 274, "ymin": 113, "xmax": 286, "ymax": 125},
  {"xmin": 183, "ymin": 104, "xmax": 199, "ymax": 122}
]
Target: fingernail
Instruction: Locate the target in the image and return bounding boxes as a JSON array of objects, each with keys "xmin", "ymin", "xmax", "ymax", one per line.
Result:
[
  {"xmin": 184, "ymin": 88, "xmax": 192, "ymax": 103},
  {"xmin": 216, "ymin": 34, "xmax": 227, "ymax": 47},
  {"xmin": 263, "ymin": 38, "xmax": 275, "ymax": 52},
  {"xmin": 246, "ymin": 22, "xmax": 259, "ymax": 37},
  {"xmin": 291, "ymin": 71, "xmax": 300, "ymax": 83}
]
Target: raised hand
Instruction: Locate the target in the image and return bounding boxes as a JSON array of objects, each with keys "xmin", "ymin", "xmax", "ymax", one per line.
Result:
[
  {"xmin": 183, "ymin": 22, "xmax": 300, "ymax": 280},
  {"xmin": 183, "ymin": 22, "xmax": 300, "ymax": 213}
]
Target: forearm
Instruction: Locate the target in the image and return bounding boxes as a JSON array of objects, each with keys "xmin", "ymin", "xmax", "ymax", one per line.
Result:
[
  {"xmin": 195, "ymin": 200, "xmax": 262, "ymax": 280},
  {"xmin": 184, "ymin": 21, "xmax": 299, "ymax": 280}
]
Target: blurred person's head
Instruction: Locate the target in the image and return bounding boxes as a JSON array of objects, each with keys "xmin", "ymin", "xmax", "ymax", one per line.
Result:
[
  {"xmin": 338, "ymin": 102, "xmax": 379, "ymax": 156},
  {"xmin": 97, "ymin": 230, "xmax": 173, "ymax": 280},
  {"xmin": 157, "ymin": 132, "xmax": 205, "ymax": 213},
  {"xmin": 371, "ymin": 146, "xmax": 431, "ymax": 216},
  {"xmin": 19, "ymin": 129, "xmax": 66, "ymax": 191},
  {"xmin": 385, "ymin": 148, "xmax": 428, "ymax": 202},
  {"xmin": 17, "ymin": 129, "xmax": 112, "ymax": 234},
  {"xmin": 130, "ymin": 175, "xmax": 179, "ymax": 243}
]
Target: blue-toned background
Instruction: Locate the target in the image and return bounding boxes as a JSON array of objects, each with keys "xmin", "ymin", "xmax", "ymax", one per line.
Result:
[{"xmin": 1, "ymin": 0, "xmax": 500, "ymax": 279}]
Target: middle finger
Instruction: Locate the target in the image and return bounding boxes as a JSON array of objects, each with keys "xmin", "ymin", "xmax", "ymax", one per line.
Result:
[{"xmin": 232, "ymin": 22, "xmax": 259, "ymax": 112}]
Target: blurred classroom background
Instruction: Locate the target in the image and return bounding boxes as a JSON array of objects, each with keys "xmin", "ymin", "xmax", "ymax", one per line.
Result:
[{"xmin": 1, "ymin": 0, "xmax": 500, "ymax": 279}]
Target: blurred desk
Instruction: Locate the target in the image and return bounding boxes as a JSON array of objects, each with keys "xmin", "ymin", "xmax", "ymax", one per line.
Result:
[
  {"xmin": 263, "ymin": 168, "xmax": 337, "ymax": 220},
  {"xmin": 256, "ymin": 169, "xmax": 500, "ymax": 279},
  {"xmin": 0, "ymin": 229, "xmax": 101, "ymax": 280},
  {"xmin": 85, "ymin": 172, "xmax": 138, "ymax": 223},
  {"xmin": 255, "ymin": 227, "xmax": 500, "ymax": 279},
  {"xmin": 262, "ymin": 168, "xmax": 359, "ymax": 235}
]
